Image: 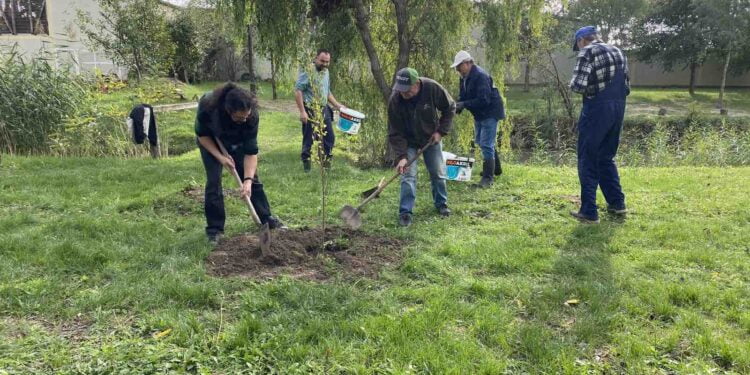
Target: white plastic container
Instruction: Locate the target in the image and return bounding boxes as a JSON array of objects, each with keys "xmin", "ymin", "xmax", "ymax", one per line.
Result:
[
  {"xmin": 443, "ymin": 151, "xmax": 474, "ymax": 182},
  {"xmin": 337, "ymin": 108, "xmax": 366, "ymax": 134}
]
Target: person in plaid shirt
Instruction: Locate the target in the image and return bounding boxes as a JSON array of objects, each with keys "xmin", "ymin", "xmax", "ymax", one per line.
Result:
[{"xmin": 568, "ymin": 26, "xmax": 629, "ymax": 224}]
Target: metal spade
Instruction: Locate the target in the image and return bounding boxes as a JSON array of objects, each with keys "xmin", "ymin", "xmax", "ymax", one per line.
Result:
[
  {"xmin": 215, "ymin": 138, "xmax": 272, "ymax": 256},
  {"xmin": 340, "ymin": 142, "xmax": 432, "ymax": 229}
]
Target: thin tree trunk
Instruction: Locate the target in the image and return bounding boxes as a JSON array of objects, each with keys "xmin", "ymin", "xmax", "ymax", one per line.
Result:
[
  {"xmin": 247, "ymin": 24, "xmax": 256, "ymax": 93},
  {"xmin": 352, "ymin": 0, "xmax": 390, "ymax": 104},
  {"xmin": 719, "ymin": 49, "xmax": 731, "ymax": 112},
  {"xmin": 392, "ymin": 0, "xmax": 410, "ymax": 76},
  {"xmin": 1, "ymin": 6, "xmax": 12, "ymax": 33},
  {"xmin": 689, "ymin": 61, "xmax": 697, "ymax": 95},
  {"xmin": 26, "ymin": 0, "xmax": 32, "ymax": 33},
  {"xmin": 10, "ymin": 0, "xmax": 17, "ymax": 34},
  {"xmin": 524, "ymin": 62, "xmax": 531, "ymax": 92},
  {"xmin": 33, "ymin": 0, "xmax": 44, "ymax": 34},
  {"xmin": 270, "ymin": 53, "xmax": 277, "ymax": 100}
]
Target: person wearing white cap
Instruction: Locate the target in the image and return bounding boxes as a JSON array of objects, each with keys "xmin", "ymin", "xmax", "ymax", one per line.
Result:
[{"xmin": 451, "ymin": 50, "xmax": 505, "ymax": 188}]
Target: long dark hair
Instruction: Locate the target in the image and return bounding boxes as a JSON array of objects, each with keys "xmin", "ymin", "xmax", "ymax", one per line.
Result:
[{"xmin": 206, "ymin": 82, "xmax": 258, "ymax": 120}]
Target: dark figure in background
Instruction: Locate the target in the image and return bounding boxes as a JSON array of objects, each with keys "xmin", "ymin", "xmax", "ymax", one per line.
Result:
[{"xmin": 195, "ymin": 82, "xmax": 284, "ymax": 243}]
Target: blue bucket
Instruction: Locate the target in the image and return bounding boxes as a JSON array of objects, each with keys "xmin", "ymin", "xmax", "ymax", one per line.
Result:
[{"xmin": 337, "ymin": 108, "xmax": 366, "ymax": 134}]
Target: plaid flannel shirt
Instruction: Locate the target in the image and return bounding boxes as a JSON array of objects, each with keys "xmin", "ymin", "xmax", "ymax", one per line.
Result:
[{"xmin": 569, "ymin": 41, "xmax": 630, "ymax": 98}]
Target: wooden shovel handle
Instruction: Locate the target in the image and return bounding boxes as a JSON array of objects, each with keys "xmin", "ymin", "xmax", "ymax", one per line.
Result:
[
  {"xmin": 357, "ymin": 142, "xmax": 432, "ymax": 210},
  {"xmin": 215, "ymin": 138, "xmax": 263, "ymax": 225}
]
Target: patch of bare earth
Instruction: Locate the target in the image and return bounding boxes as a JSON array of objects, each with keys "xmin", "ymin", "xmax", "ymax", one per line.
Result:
[
  {"xmin": 182, "ymin": 185, "xmax": 240, "ymax": 203},
  {"xmin": 206, "ymin": 227, "xmax": 405, "ymax": 281}
]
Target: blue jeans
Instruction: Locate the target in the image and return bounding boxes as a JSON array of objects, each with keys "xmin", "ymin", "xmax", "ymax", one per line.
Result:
[
  {"xmin": 399, "ymin": 142, "xmax": 448, "ymax": 214},
  {"xmin": 474, "ymin": 117, "xmax": 499, "ymax": 160}
]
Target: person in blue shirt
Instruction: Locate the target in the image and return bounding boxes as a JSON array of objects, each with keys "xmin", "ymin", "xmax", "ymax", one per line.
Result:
[
  {"xmin": 294, "ymin": 49, "xmax": 346, "ymax": 172},
  {"xmin": 451, "ymin": 50, "xmax": 505, "ymax": 188}
]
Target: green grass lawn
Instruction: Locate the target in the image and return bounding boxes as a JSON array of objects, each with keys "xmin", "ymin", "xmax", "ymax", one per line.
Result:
[{"xmin": 2, "ymin": 106, "xmax": 749, "ymax": 373}]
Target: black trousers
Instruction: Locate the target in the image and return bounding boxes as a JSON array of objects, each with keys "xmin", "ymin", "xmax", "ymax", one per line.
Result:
[
  {"xmin": 301, "ymin": 105, "xmax": 335, "ymax": 161},
  {"xmin": 199, "ymin": 141, "xmax": 273, "ymax": 236}
]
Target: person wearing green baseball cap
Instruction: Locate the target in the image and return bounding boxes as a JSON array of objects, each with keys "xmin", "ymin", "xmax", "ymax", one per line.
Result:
[{"xmin": 388, "ymin": 67, "xmax": 456, "ymax": 227}]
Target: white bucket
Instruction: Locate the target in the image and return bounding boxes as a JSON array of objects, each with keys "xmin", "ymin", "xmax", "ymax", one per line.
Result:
[
  {"xmin": 443, "ymin": 151, "xmax": 474, "ymax": 182},
  {"xmin": 337, "ymin": 108, "xmax": 366, "ymax": 134}
]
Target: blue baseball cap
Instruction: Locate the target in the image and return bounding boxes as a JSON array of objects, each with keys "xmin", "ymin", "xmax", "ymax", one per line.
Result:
[{"xmin": 572, "ymin": 26, "xmax": 597, "ymax": 51}]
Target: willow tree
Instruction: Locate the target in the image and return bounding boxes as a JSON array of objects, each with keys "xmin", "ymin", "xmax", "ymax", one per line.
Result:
[{"xmin": 254, "ymin": 0, "xmax": 308, "ymax": 99}]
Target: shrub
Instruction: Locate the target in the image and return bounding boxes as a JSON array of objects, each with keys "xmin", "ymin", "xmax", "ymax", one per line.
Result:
[
  {"xmin": 510, "ymin": 111, "xmax": 750, "ymax": 167},
  {"xmin": 0, "ymin": 46, "xmax": 89, "ymax": 154}
]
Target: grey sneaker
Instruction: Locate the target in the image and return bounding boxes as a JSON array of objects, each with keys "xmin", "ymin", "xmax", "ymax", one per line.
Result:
[
  {"xmin": 302, "ymin": 160, "xmax": 311, "ymax": 173},
  {"xmin": 398, "ymin": 213, "xmax": 413, "ymax": 227},
  {"xmin": 607, "ymin": 205, "xmax": 627, "ymax": 215},
  {"xmin": 438, "ymin": 205, "xmax": 451, "ymax": 217},
  {"xmin": 570, "ymin": 211, "xmax": 599, "ymax": 224}
]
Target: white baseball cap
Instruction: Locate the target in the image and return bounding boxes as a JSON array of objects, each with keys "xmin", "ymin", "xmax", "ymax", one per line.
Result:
[{"xmin": 450, "ymin": 50, "xmax": 472, "ymax": 68}]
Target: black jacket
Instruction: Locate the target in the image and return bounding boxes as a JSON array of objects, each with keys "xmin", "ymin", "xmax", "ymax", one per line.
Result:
[
  {"xmin": 129, "ymin": 104, "xmax": 158, "ymax": 146},
  {"xmin": 388, "ymin": 78, "xmax": 456, "ymax": 161},
  {"xmin": 458, "ymin": 64, "xmax": 505, "ymax": 121}
]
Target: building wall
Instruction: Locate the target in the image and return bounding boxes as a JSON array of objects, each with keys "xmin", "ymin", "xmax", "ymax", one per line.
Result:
[{"xmin": 0, "ymin": 0, "xmax": 126, "ymax": 76}]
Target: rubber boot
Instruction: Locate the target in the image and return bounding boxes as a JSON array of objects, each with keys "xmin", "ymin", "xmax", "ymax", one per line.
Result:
[
  {"xmin": 494, "ymin": 152, "xmax": 502, "ymax": 176},
  {"xmin": 476, "ymin": 158, "xmax": 494, "ymax": 188}
]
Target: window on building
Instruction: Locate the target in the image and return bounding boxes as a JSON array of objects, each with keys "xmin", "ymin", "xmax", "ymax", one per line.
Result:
[{"xmin": 1, "ymin": 0, "xmax": 48, "ymax": 35}]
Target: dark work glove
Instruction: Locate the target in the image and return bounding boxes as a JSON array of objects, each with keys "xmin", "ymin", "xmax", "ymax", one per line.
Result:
[{"xmin": 455, "ymin": 101, "xmax": 465, "ymax": 113}]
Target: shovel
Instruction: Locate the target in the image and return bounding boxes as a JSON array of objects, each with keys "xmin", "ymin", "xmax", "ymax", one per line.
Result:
[
  {"xmin": 215, "ymin": 138, "xmax": 272, "ymax": 256},
  {"xmin": 340, "ymin": 142, "xmax": 432, "ymax": 229}
]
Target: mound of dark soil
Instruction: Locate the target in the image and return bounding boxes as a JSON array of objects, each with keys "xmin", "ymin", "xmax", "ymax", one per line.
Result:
[{"xmin": 206, "ymin": 227, "xmax": 405, "ymax": 281}]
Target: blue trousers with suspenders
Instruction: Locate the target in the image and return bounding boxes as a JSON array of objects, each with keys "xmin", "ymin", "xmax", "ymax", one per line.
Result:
[{"xmin": 576, "ymin": 68, "xmax": 627, "ymax": 220}]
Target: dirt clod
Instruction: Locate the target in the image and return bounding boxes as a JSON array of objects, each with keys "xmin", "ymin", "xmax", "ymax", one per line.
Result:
[{"xmin": 206, "ymin": 227, "xmax": 404, "ymax": 280}]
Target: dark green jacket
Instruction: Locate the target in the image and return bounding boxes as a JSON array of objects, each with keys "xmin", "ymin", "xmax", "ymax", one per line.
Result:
[
  {"xmin": 194, "ymin": 92, "xmax": 259, "ymax": 155},
  {"xmin": 387, "ymin": 78, "xmax": 456, "ymax": 161}
]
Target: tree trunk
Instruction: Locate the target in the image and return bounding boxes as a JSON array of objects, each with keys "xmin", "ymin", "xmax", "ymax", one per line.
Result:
[
  {"xmin": 352, "ymin": 0, "xmax": 391, "ymax": 104},
  {"xmin": 689, "ymin": 61, "xmax": 697, "ymax": 95},
  {"xmin": 392, "ymin": 0, "xmax": 410, "ymax": 76},
  {"xmin": 246, "ymin": 24, "xmax": 256, "ymax": 93},
  {"xmin": 26, "ymin": 0, "xmax": 33, "ymax": 33},
  {"xmin": 10, "ymin": 0, "xmax": 16, "ymax": 34},
  {"xmin": 718, "ymin": 49, "xmax": 731, "ymax": 112},
  {"xmin": 524, "ymin": 61, "xmax": 531, "ymax": 92},
  {"xmin": 270, "ymin": 53, "xmax": 277, "ymax": 100}
]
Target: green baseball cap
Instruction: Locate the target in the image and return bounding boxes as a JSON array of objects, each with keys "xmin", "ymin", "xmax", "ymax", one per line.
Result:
[{"xmin": 393, "ymin": 67, "xmax": 419, "ymax": 92}]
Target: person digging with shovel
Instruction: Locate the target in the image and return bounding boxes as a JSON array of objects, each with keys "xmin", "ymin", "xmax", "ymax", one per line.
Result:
[
  {"xmin": 195, "ymin": 82, "xmax": 284, "ymax": 244},
  {"xmin": 451, "ymin": 50, "xmax": 505, "ymax": 188},
  {"xmin": 388, "ymin": 68, "xmax": 456, "ymax": 227}
]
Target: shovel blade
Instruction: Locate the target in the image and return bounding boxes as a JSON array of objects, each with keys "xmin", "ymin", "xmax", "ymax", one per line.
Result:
[
  {"xmin": 259, "ymin": 223, "xmax": 271, "ymax": 256},
  {"xmin": 339, "ymin": 205, "xmax": 362, "ymax": 230}
]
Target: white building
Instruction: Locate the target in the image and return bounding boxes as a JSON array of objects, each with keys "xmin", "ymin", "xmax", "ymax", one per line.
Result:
[{"xmin": 0, "ymin": 0, "xmax": 175, "ymax": 77}]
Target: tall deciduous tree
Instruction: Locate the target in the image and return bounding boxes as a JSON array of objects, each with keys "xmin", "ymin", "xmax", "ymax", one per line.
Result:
[
  {"xmin": 254, "ymin": 0, "xmax": 308, "ymax": 100},
  {"xmin": 77, "ymin": 0, "xmax": 171, "ymax": 81},
  {"xmin": 634, "ymin": 0, "xmax": 710, "ymax": 95},
  {"xmin": 697, "ymin": 0, "xmax": 750, "ymax": 112},
  {"xmin": 566, "ymin": 0, "xmax": 648, "ymax": 47}
]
